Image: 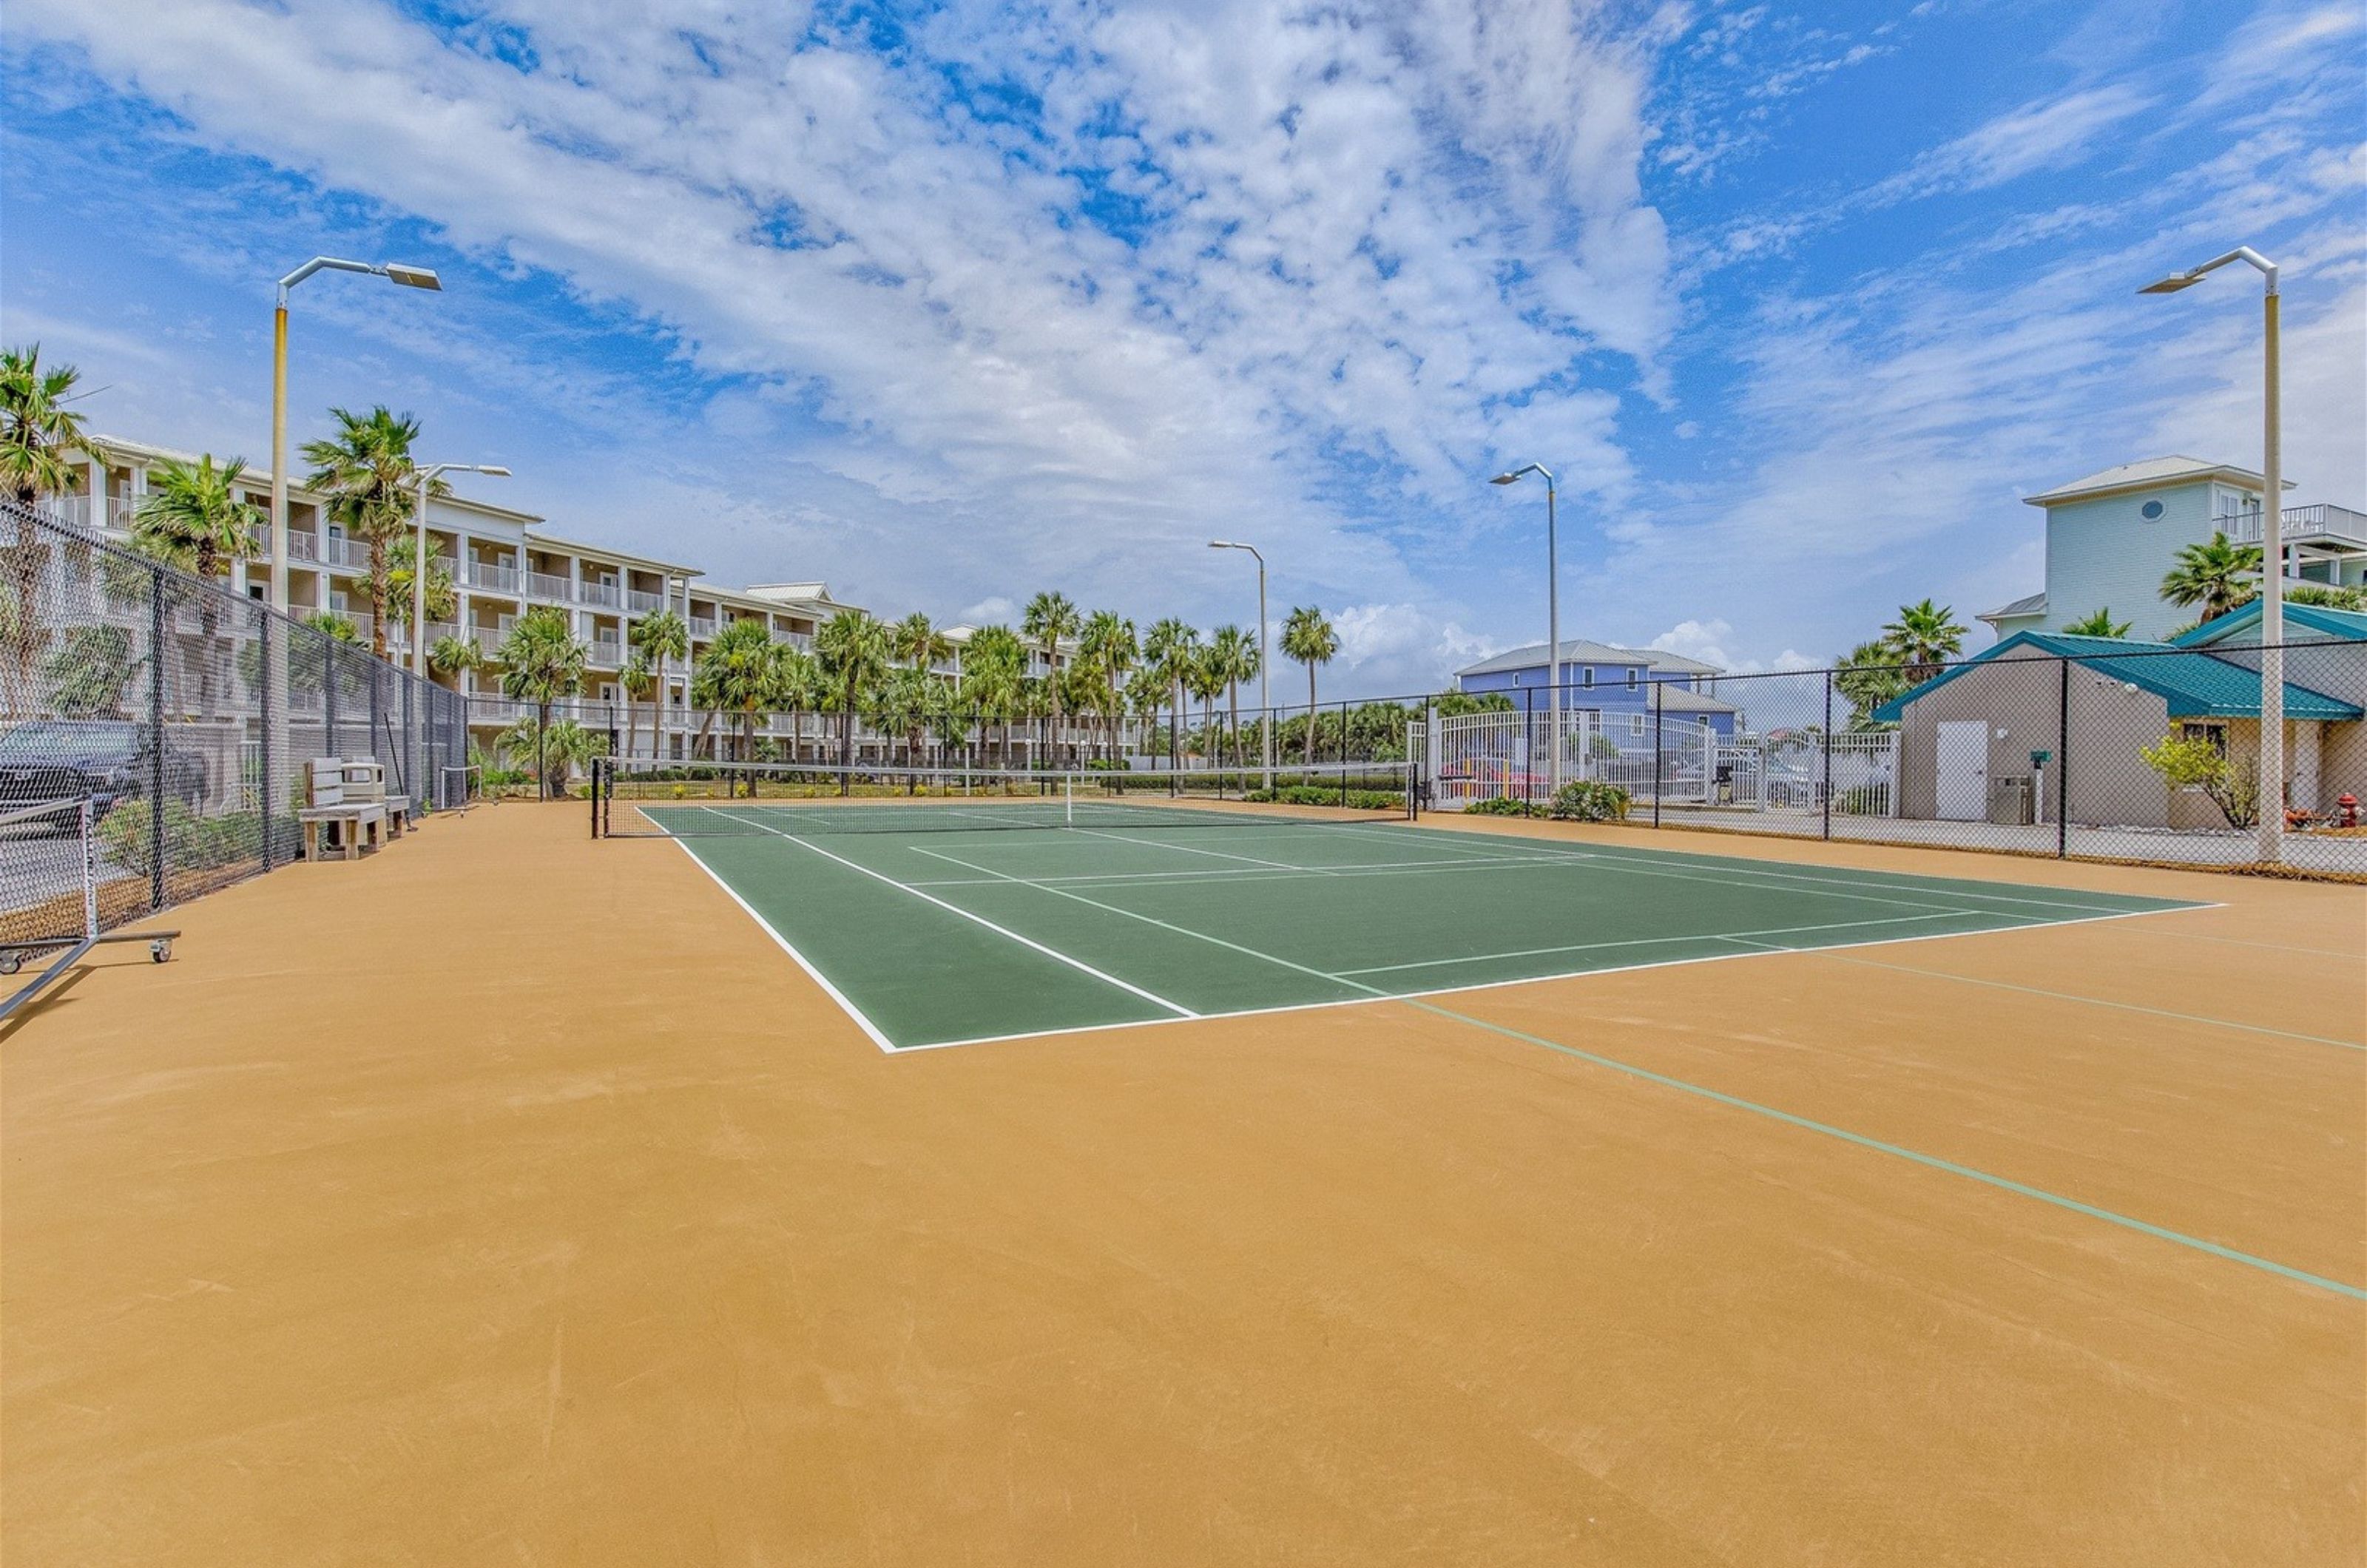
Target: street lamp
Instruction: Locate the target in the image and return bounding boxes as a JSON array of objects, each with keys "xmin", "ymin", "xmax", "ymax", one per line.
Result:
[
  {"xmin": 410, "ymin": 463, "xmax": 509, "ymax": 677},
  {"xmin": 1209, "ymin": 540, "xmax": 1270, "ymax": 790},
  {"xmin": 1490, "ymin": 462, "xmax": 1561, "ymax": 798},
  {"xmin": 269, "ymin": 256, "xmax": 442, "ymax": 612},
  {"xmin": 2142, "ymin": 246, "xmax": 2283, "ymax": 862}
]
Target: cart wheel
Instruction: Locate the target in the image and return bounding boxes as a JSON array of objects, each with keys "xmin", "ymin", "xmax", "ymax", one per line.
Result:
[
  {"xmin": 0, "ymin": 953, "xmax": 19, "ymax": 976},
  {"xmin": 151, "ymin": 939, "xmax": 172, "ymax": 964}
]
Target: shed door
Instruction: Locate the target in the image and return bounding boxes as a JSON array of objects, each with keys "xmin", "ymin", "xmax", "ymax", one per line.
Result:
[{"xmin": 1936, "ymin": 720, "xmax": 1988, "ymax": 820}]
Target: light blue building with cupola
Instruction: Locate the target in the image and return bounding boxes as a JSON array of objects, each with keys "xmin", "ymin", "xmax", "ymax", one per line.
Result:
[{"xmin": 1980, "ymin": 456, "xmax": 2367, "ymax": 643}]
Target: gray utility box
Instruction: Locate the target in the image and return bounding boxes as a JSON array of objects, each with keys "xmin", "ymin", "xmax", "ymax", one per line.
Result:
[{"xmin": 1989, "ymin": 774, "xmax": 2036, "ymax": 826}]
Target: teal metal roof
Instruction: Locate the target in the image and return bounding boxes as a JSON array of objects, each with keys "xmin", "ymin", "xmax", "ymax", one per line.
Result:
[
  {"xmin": 2170, "ymin": 601, "xmax": 2367, "ymax": 647},
  {"xmin": 1871, "ymin": 632, "xmax": 2361, "ymax": 723}
]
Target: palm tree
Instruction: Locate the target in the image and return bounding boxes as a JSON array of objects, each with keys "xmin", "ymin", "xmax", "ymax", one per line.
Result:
[
  {"xmin": 385, "ymin": 533, "xmax": 456, "ymax": 655},
  {"xmin": 629, "ymin": 607, "xmax": 689, "ymax": 757},
  {"xmin": 502, "ymin": 714, "xmax": 607, "ymax": 797},
  {"xmin": 2161, "ymin": 532, "xmax": 2262, "ymax": 624},
  {"xmin": 1206, "ymin": 624, "xmax": 1256, "ymax": 770},
  {"xmin": 1834, "ymin": 639, "xmax": 1908, "ymax": 731},
  {"xmin": 1022, "ymin": 590, "xmax": 1082, "ymax": 764},
  {"xmin": 1125, "ymin": 666, "xmax": 1166, "ymax": 760},
  {"xmin": 876, "ymin": 663, "xmax": 942, "ymax": 780},
  {"xmin": 691, "ymin": 618, "xmax": 781, "ymax": 774},
  {"xmin": 1880, "ymin": 598, "xmax": 1965, "ymax": 683},
  {"xmin": 428, "ymin": 632, "xmax": 482, "ymax": 690},
  {"xmin": 1143, "ymin": 617, "xmax": 1198, "ymax": 768},
  {"xmin": 127, "ymin": 455, "xmax": 261, "ymax": 719},
  {"xmin": 301, "ymin": 406, "xmax": 446, "ymax": 661},
  {"xmin": 959, "ymin": 624, "xmax": 1027, "ymax": 767},
  {"xmin": 814, "ymin": 609, "xmax": 891, "ymax": 773},
  {"xmin": 2060, "ymin": 608, "xmax": 2131, "ymax": 638},
  {"xmin": 1280, "ymin": 605, "xmax": 1339, "ymax": 768},
  {"xmin": 1077, "ymin": 609, "xmax": 1136, "ymax": 764},
  {"xmin": 891, "ymin": 610, "xmax": 952, "ymax": 680},
  {"xmin": 496, "ymin": 605, "xmax": 588, "ymax": 800},
  {"xmin": 618, "ymin": 650, "xmax": 655, "ymax": 760},
  {"xmin": 1187, "ymin": 646, "xmax": 1225, "ymax": 766},
  {"xmin": 1, "ymin": 345, "xmax": 90, "ymax": 715}
]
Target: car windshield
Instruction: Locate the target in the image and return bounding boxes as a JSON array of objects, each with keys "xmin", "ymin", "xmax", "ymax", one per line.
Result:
[{"xmin": 0, "ymin": 721, "xmax": 140, "ymax": 757}]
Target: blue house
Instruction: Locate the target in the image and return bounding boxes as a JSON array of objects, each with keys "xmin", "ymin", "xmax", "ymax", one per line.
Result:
[
  {"xmin": 1453, "ymin": 640, "xmax": 1744, "ymax": 740},
  {"xmin": 1980, "ymin": 456, "xmax": 2367, "ymax": 643}
]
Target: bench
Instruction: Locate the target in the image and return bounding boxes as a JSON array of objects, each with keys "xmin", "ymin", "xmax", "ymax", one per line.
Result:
[{"xmin": 297, "ymin": 757, "xmax": 387, "ymax": 861}]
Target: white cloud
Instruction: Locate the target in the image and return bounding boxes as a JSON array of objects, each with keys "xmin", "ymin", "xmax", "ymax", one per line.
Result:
[
  {"xmin": 1871, "ymin": 84, "xmax": 2154, "ymax": 203},
  {"xmin": 1649, "ymin": 618, "xmax": 1814, "ymax": 672},
  {"xmin": 1329, "ymin": 602, "xmax": 1499, "ymax": 695}
]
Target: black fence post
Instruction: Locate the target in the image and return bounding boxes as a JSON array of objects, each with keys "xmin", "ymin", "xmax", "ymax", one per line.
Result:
[
  {"xmin": 148, "ymin": 566, "xmax": 167, "ymax": 910},
  {"xmin": 1340, "ymin": 697, "xmax": 1350, "ymax": 808},
  {"xmin": 1821, "ymin": 669, "xmax": 1834, "ymax": 841},
  {"xmin": 2056, "ymin": 654, "xmax": 2070, "ymax": 858},
  {"xmin": 1651, "ymin": 680, "xmax": 1664, "ymax": 829},
  {"xmin": 324, "ymin": 641, "xmax": 340, "ymax": 759},
  {"xmin": 260, "ymin": 606, "xmax": 275, "ymax": 871}
]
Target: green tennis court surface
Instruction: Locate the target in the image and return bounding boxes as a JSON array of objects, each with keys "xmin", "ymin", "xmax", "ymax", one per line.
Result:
[{"xmin": 666, "ymin": 816, "xmax": 2204, "ymax": 1051}]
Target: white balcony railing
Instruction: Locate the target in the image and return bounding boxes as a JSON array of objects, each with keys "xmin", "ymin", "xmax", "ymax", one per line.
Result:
[
  {"xmin": 626, "ymin": 589, "xmax": 666, "ymax": 615},
  {"xmin": 580, "ymin": 580, "xmax": 621, "ymax": 609},
  {"xmin": 467, "ymin": 559, "xmax": 521, "ymax": 594},
  {"xmin": 590, "ymin": 638, "xmax": 624, "ymax": 666},
  {"xmin": 2217, "ymin": 504, "xmax": 2367, "ymax": 547},
  {"xmin": 526, "ymin": 571, "xmax": 573, "ymax": 601},
  {"xmin": 318, "ymin": 535, "xmax": 372, "ymax": 572},
  {"xmin": 688, "ymin": 616, "xmax": 719, "ymax": 638}
]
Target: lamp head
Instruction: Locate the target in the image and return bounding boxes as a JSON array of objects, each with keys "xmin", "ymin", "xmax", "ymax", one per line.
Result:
[
  {"xmin": 2139, "ymin": 273, "xmax": 2201, "ymax": 294},
  {"xmin": 382, "ymin": 263, "xmax": 442, "ymax": 291},
  {"xmin": 479, "ymin": 464, "xmax": 512, "ymax": 477},
  {"xmin": 1490, "ymin": 472, "xmax": 1521, "ymax": 486},
  {"xmin": 1209, "ymin": 540, "xmax": 1234, "ymax": 549}
]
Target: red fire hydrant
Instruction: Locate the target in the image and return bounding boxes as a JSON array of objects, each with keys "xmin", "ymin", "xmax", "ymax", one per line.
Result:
[{"xmin": 2339, "ymin": 793, "xmax": 2360, "ymax": 829}]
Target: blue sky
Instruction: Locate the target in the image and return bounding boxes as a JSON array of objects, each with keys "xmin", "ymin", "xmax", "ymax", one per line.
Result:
[{"xmin": 3, "ymin": 0, "xmax": 2360, "ymax": 694}]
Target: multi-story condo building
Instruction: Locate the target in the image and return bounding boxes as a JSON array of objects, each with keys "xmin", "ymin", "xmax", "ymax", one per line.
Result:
[
  {"xmin": 47, "ymin": 434, "xmax": 878, "ymax": 760},
  {"xmin": 1981, "ymin": 456, "xmax": 2367, "ymax": 642}
]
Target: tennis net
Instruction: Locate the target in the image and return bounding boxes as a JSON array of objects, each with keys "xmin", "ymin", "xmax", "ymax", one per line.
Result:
[{"xmin": 591, "ymin": 759, "xmax": 1415, "ymax": 837}]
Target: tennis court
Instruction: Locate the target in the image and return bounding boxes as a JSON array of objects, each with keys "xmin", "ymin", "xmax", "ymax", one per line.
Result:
[{"xmin": 603, "ymin": 767, "xmax": 2204, "ymax": 1052}]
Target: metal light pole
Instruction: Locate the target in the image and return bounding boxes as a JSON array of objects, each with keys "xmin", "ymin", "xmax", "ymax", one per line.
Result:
[
  {"xmin": 269, "ymin": 257, "xmax": 442, "ymax": 611},
  {"xmin": 1490, "ymin": 463, "xmax": 1560, "ymax": 797},
  {"xmin": 2143, "ymin": 247, "xmax": 2283, "ymax": 862},
  {"xmin": 410, "ymin": 463, "xmax": 509, "ymax": 677},
  {"xmin": 1209, "ymin": 540, "xmax": 1270, "ymax": 790}
]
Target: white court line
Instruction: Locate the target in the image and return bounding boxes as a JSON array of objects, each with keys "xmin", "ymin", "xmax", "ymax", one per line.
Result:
[
  {"xmin": 705, "ymin": 806, "xmax": 1197, "ymax": 1021},
  {"xmin": 1333, "ymin": 908, "xmax": 1995, "ymax": 977},
  {"xmin": 887, "ymin": 887, "xmax": 2199, "ymax": 1052},
  {"xmin": 1336, "ymin": 824, "xmax": 2206, "ymax": 919},
  {"xmin": 667, "ymin": 838, "xmax": 897, "ymax": 1053},
  {"xmin": 1061, "ymin": 822, "xmax": 1329, "ymax": 873},
  {"xmin": 902, "ymin": 850, "xmax": 1564, "ymax": 889}
]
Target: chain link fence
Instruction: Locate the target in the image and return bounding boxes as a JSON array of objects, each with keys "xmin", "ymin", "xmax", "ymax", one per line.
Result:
[
  {"xmin": 1401, "ymin": 643, "xmax": 2367, "ymax": 879},
  {"xmin": 0, "ymin": 498, "xmax": 471, "ymax": 951}
]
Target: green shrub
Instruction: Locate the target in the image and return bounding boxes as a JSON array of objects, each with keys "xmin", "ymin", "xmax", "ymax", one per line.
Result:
[
  {"xmin": 1548, "ymin": 780, "xmax": 1630, "ymax": 822},
  {"xmin": 1464, "ymin": 795, "xmax": 1543, "ymax": 817},
  {"xmin": 1244, "ymin": 785, "xmax": 1406, "ymax": 810},
  {"xmin": 95, "ymin": 800, "xmax": 261, "ymax": 876}
]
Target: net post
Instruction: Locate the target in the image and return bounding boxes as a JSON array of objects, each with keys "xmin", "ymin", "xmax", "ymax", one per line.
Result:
[
  {"xmin": 259, "ymin": 606, "xmax": 276, "ymax": 870},
  {"xmin": 1064, "ymin": 771, "xmax": 1075, "ymax": 827},
  {"xmin": 590, "ymin": 756, "xmax": 602, "ymax": 838}
]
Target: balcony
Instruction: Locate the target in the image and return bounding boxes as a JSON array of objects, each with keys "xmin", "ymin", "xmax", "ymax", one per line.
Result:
[
  {"xmin": 318, "ymin": 535, "xmax": 373, "ymax": 572},
  {"xmin": 580, "ymin": 580, "xmax": 622, "ymax": 609},
  {"xmin": 590, "ymin": 637, "xmax": 624, "ymax": 666},
  {"xmin": 525, "ymin": 570, "xmax": 573, "ymax": 602},
  {"xmin": 2217, "ymin": 504, "xmax": 2367, "ymax": 550},
  {"xmin": 466, "ymin": 559, "xmax": 521, "ymax": 594},
  {"xmin": 688, "ymin": 616, "xmax": 720, "ymax": 638},
  {"xmin": 626, "ymin": 589, "xmax": 666, "ymax": 615}
]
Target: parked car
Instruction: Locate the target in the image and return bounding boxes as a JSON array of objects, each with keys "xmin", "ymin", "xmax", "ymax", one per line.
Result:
[{"xmin": 0, "ymin": 720, "xmax": 207, "ymax": 825}]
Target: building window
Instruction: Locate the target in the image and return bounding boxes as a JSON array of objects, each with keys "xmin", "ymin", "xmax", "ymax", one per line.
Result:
[
  {"xmin": 1581, "ymin": 666, "xmax": 1595, "ymax": 688},
  {"xmin": 1627, "ymin": 667, "xmax": 1638, "ymax": 688},
  {"xmin": 2140, "ymin": 499, "xmax": 2164, "ymax": 521},
  {"xmin": 2178, "ymin": 721, "xmax": 2228, "ymax": 756}
]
